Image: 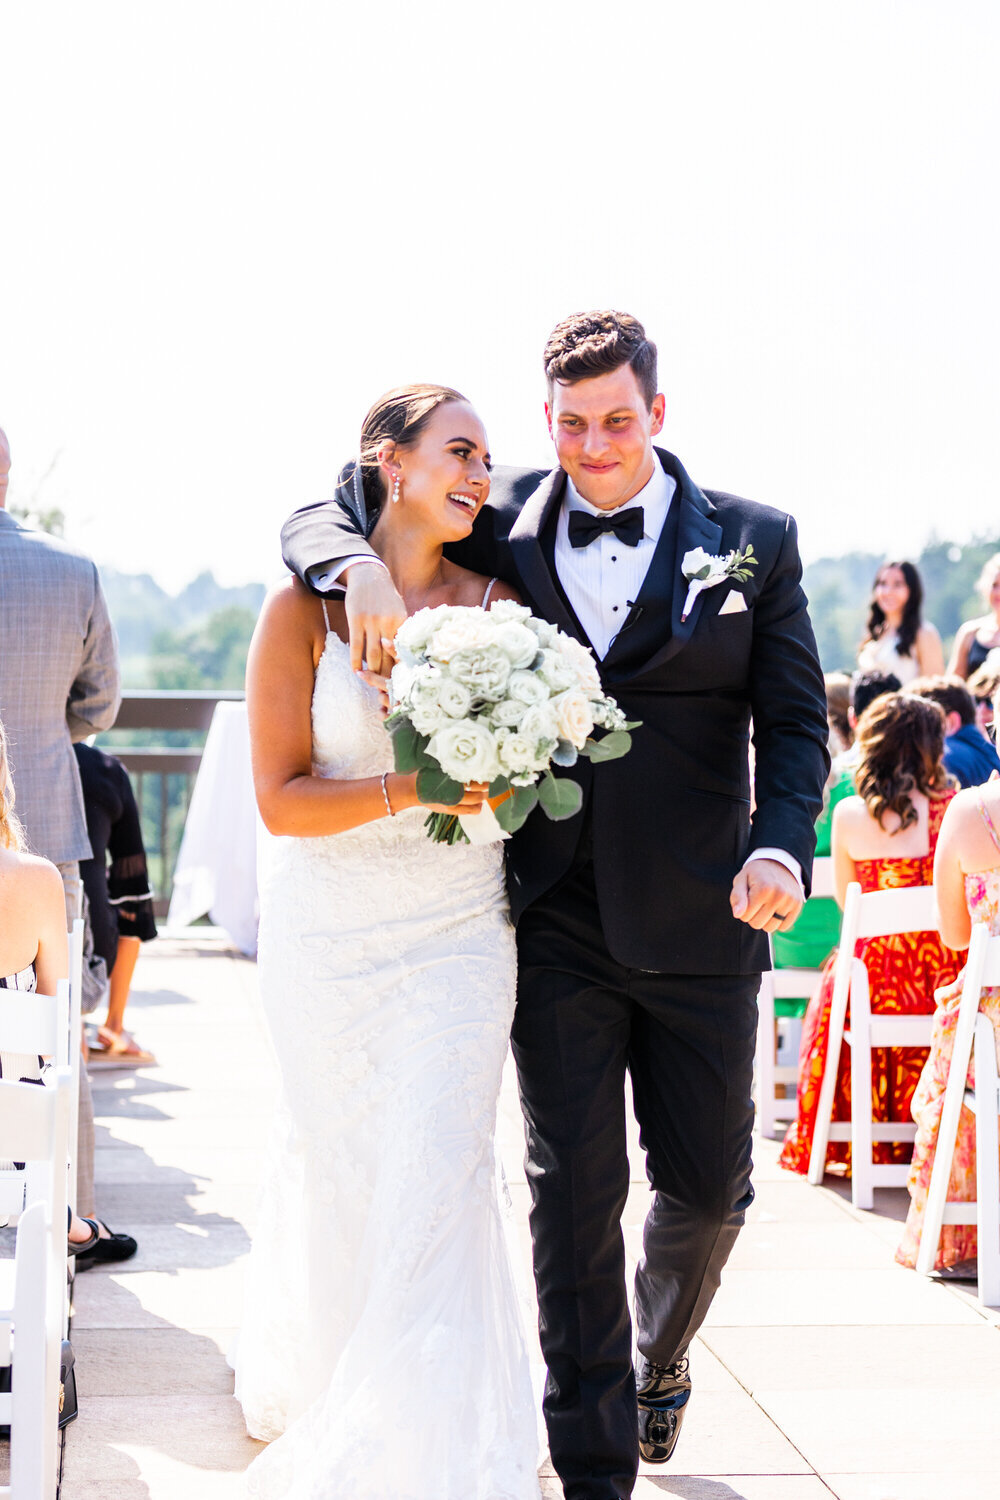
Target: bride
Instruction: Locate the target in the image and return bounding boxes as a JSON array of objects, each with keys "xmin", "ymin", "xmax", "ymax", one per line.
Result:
[{"xmin": 234, "ymin": 384, "xmax": 541, "ymax": 1500}]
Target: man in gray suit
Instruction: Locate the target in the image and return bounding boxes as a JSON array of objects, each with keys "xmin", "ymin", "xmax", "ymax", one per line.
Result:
[{"xmin": 0, "ymin": 425, "xmax": 136, "ymax": 1260}]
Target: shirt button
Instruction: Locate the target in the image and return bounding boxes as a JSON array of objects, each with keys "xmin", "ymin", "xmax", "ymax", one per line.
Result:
[{"xmin": 612, "ymin": 605, "xmax": 619, "ymax": 613}]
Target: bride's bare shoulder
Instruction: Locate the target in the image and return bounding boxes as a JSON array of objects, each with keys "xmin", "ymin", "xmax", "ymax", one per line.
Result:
[{"xmin": 444, "ymin": 566, "xmax": 522, "ymax": 609}]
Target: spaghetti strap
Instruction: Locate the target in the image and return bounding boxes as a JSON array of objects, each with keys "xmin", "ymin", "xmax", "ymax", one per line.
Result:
[
  {"xmin": 975, "ymin": 792, "xmax": 1000, "ymax": 855},
  {"xmin": 321, "ymin": 597, "xmax": 332, "ymax": 633},
  {"xmin": 481, "ymin": 577, "xmax": 498, "ymax": 610}
]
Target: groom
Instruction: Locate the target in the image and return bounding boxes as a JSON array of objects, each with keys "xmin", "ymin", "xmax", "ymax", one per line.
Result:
[{"xmin": 281, "ymin": 311, "xmax": 829, "ymax": 1498}]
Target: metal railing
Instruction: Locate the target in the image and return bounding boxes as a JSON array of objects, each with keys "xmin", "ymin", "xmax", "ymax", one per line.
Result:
[{"xmin": 99, "ymin": 689, "xmax": 244, "ymax": 916}]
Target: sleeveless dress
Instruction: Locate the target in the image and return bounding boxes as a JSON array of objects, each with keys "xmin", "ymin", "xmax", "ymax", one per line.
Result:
[
  {"xmin": 856, "ymin": 630, "xmax": 920, "ymax": 685},
  {"xmin": 779, "ymin": 794, "xmax": 964, "ymax": 1176},
  {"xmin": 897, "ymin": 795, "xmax": 1000, "ymax": 1269},
  {"xmin": 234, "ymin": 600, "xmax": 540, "ymax": 1500}
]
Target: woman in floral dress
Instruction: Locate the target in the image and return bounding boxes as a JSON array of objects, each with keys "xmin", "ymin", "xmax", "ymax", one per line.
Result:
[
  {"xmin": 780, "ymin": 694, "xmax": 964, "ymax": 1177},
  {"xmin": 897, "ymin": 773, "xmax": 1000, "ymax": 1268}
]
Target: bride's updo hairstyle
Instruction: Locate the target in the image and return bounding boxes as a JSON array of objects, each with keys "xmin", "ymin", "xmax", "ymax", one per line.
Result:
[
  {"xmin": 0, "ymin": 718, "xmax": 25, "ymax": 852},
  {"xmin": 853, "ymin": 691, "xmax": 952, "ymax": 832},
  {"xmin": 357, "ymin": 383, "xmax": 467, "ymax": 527}
]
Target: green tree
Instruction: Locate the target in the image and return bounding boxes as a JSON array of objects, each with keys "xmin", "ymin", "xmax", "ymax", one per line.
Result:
[{"xmin": 149, "ymin": 605, "xmax": 258, "ymax": 690}]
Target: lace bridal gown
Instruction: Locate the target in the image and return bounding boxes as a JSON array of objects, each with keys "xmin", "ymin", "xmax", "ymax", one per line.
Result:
[{"xmin": 234, "ymin": 622, "xmax": 540, "ymax": 1500}]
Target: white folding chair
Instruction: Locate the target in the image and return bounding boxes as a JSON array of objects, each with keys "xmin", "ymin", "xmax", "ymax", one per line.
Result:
[
  {"xmin": 754, "ymin": 856, "xmax": 836, "ymax": 1138},
  {"xmin": 916, "ymin": 925, "xmax": 1000, "ymax": 1305},
  {"xmin": 66, "ymin": 919, "xmax": 84, "ymax": 1219},
  {"xmin": 0, "ymin": 1069, "xmax": 72, "ymax": 1500},
  {"xmin": 807, "ymin": 883, "xmax": 937, "ymax": 1208}
]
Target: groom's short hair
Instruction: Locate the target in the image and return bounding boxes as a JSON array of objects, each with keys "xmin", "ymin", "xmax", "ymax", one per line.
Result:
[{"xmin": 543, "ymin": 311, "xmax": 658, "ymax": 409}]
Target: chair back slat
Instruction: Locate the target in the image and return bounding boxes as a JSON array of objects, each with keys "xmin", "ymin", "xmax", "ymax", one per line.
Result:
[
  {"xmin": 810, "ymin": 856, "xmax": 836, "ymax": 900},
  {"xmin": 854, "ymin": 885, "xmax": 936, "ymax": 939},
  {"xmin": 915, "ymin": 925, "xmax": 1000, "ymax": 1278},
  {"xmin": 0, "ymin": 990, "xmax": 60, "ymax": 1057}
]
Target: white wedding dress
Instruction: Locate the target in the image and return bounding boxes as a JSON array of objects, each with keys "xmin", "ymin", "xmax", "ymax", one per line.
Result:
[{"xmin": 234, "ymin": 625, "xmax": 540, "ymax": 1500}]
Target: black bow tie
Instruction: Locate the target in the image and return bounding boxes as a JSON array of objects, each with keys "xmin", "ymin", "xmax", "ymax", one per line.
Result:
[{"xmin": 567, "ymin": 506, "xmax": 644, "ymax": 550}]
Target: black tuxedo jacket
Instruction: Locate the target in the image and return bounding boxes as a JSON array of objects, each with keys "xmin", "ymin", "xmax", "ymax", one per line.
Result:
[{"xmin": 281, "ymin": 448, "xmax": 830, "ymax": 974}]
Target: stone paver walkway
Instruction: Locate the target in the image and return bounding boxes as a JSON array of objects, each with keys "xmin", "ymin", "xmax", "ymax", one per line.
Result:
[{"xmin": 62, "ymin": 936, "xmax": 1000, "ymax": 1500}]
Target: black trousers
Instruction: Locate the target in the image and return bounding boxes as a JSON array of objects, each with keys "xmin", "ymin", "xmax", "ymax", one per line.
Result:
[{"xmin": 511, "ymin": 860, "xmax": 758, "ymax": 1500}]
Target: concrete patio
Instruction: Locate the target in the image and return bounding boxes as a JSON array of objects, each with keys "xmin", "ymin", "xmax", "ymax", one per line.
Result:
[{"xmin": 60, "ymin": 934, "xmax": 1000, "ymax": 1500}]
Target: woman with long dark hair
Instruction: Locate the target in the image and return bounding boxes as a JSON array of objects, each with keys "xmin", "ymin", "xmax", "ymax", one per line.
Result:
[
  {"xmin": 780, "ymin": 693, "xmax": 962, "ymax": 1176},
  {"xmin": 857, "ymin": 560, "xmax": 943, "ymax": 683}
]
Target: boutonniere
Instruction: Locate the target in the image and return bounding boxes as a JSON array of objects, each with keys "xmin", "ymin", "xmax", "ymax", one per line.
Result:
[{"xmin": 680, "ymin": 545, "xmax": 757, "ymax": 621}]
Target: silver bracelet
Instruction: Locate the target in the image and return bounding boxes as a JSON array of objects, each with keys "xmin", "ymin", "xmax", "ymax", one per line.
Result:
[{"xmin": 380, "ymin": 771, "xmax": 395, "ymax": 818}]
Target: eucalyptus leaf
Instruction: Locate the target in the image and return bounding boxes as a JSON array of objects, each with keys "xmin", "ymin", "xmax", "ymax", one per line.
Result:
[
  {"xmin": 581, "ymin": 730, "xmax": 633, "ymax": 763},
  {"xmin": 537, "ymin": 772, "xmax": 583, "ymax": 821},
  {"xmin": 391, "ymin": 719, "xmax": 430, "ymax": 775},
  {"xmin": 416, "ymin": 766, "xmax": 465, "ymax": 805},
  {"xmin": 494, "ymin": 784, "xmax": 538, "ymax": 834},
  {"xmin": 488, "ymin": 775, "xmax": 511, "ymax": 798}
]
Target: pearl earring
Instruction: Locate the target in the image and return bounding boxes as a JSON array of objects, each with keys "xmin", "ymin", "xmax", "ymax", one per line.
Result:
[{"xmin": 392, "ymin": 475, "xmax": 401, "ymax": 505}]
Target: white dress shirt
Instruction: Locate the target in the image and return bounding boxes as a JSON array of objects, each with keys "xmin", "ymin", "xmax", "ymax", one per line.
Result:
[{"xmin": 554, "ymin": 463, "xmax": 675, "ymax": 661}]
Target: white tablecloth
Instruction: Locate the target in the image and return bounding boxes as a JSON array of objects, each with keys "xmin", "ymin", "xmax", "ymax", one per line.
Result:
[{"xmin": 167, "ymin": 701, "xmax": 260, "ymax": 955}]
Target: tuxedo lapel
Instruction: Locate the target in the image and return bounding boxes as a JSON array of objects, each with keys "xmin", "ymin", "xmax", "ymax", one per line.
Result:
[
  {"xmin": 636, "ymin": 453, "xmax": 724, "ymax": 676},
  {"xmin": 508, "ymin": 467, "xmax": 584, "ymax": 641}
]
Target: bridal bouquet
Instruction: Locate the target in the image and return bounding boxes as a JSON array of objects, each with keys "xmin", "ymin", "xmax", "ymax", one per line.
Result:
[{"xmin": 387, "ymin": 601, "xmax": 637, "ymax": 844}]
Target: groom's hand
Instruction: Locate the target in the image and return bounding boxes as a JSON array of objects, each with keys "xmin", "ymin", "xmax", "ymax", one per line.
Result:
[
  {"xmin": 730, "ymin": 859, "xmax": 803, "ymax": 934},
  {"xmin": 344, "ymin": 562, "xmax": 407, "ymax": 674}
]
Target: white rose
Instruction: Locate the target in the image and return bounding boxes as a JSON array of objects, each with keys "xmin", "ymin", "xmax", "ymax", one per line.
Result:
[
  {"xmin": 507, "ymin": 669, "xmax": 551, "ymax": 706},
  {"xmin": 396, "ymin": 607, "xmax": 455, "ymax": 662},
  {"xmin": 518, "ymin": 703, "xmax": 560, "ymax": 759},
  {"xmin": 682, "ymin": 546, "xmax": 725, "ymax": 581},
  {"xmin": 388, "ymin": 662, "xmax": 417, "ymax": 708},
  {"xmin": 447, "ymin": 644, "xmax": 512, "ymax": 700},
  {"xmin": 552, "ymin": 688, "xmax": 595, "ymax": 749},
  {"xmin": 490, "ymin": 620, "xmax": 540, "ymax": 670},
  {"xmin": 428, "ymin": 609, "xmax": 496, "ymax": 661},
  {"xmin": 554, "ymin": 636, "xmax": 602, "ymax": 695},
  {"xmin": 532, "ymin": 619, "xmax": 559, "ymax": 649},
  {"xmin": 536, "ymin": 649, "xmax": 577, "ymax": 693},
  {"xmin": 426, "ymin": 720, "xmax": 500, "ymax": 784},
  {"xmin": 437, "ymin": 676, "xmax": 472, "ymax": 718},
  {"xmin": 496, "ymin": 729, "xmax": 538, "ymax": 776},
  {"xmin": 490, "ymin": 697, "xmax": 529, "ymax": 728},
  {"xmin": 411, "ymin": 703, "xmax": 449, "ymax": 735},
  {"xmin": 409, "ymin": 670, "xmax": 444, "ymax": 708},
  {"xmin": 486, "ymin": 599, "xmax": 531, "ymax": 624}
]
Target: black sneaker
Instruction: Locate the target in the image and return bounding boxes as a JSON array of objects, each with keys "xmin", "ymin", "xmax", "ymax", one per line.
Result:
[{"xmin": 636, "ymin": 1352, "xmax": 691, "ymax": 1464}]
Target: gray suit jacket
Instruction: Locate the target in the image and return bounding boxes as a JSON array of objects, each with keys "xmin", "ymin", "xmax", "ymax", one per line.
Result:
[{"xmin": 0, "ymin": 510, "xmax": 121, "ymax": 863}]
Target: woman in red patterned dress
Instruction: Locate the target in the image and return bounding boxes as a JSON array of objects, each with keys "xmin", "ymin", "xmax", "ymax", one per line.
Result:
[{"xmin": 780, "ymin": 693, "xmax": 964, "ymax": 1176}]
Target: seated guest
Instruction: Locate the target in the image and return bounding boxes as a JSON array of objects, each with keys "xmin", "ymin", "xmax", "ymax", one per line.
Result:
[
  {"xmin": 0, "ymin": 716, "xmax": 136, "ymax": 1265},
  {"xmin": 773, "ymin": 670, "xmax": 903, "ymax": 973},
  {"xmin": 824, "ymin": 672, "xmax": 853, "ymax": 757},
  {"xmin": 966, "ymin": 662, "xmax": 1000, "ymax": 740},
  {"xmin": 73, "ymin": 743, "xmax": 157, "ymax": 1066},
  {"xmin": 896, "ymin": 759, "xmax": 1000, "ymax": 1270},
  {"xmin": 780, "ymin": 693, "xmax": 963, "ymax": 1177},
  {"xmin": 947, "ymin": 552, "xmax": 1000, "ymax": 679},
  {"xmin": 857, "ymin": 560, "xmax": 944, "ymax": 684},
  {"xmin": 908, "ymin": 675, "xmax": 1000, "ymax": 788}
]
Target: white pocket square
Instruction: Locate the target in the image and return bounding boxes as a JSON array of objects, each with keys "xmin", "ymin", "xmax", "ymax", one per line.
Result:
[{"xmin": 718, "ymin": 590, "xmax": 748, "ymax": 616}]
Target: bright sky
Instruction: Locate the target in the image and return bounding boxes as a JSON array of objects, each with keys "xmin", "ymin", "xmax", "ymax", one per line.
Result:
[{"xmin": 2, "ymin": 2, "xmax": 997, "ymax": 592}]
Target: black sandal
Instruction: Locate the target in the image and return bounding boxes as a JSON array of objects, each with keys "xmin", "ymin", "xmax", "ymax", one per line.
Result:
[
  {"xmin": 67, "ymin": 1214, "xmax": 101, "ymax": 1258},
  {"xmin": 74, "ymin": 1219, "xmax": 138, "ymax": 1271}
]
